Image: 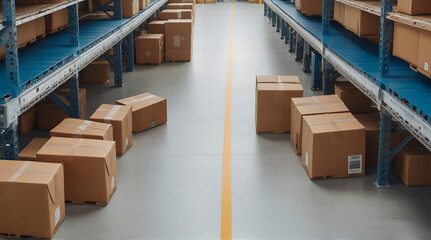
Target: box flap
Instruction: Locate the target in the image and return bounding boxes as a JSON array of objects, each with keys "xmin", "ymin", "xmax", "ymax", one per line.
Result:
[
  {"xmin": 136, "ymin": 34, "xmax": 164, "ymax": 40},
  {"xmin": 19, "ymin": 137, "xmax": 49, "ymax": 160},
  {"xmin": 116, "ymin": 93, "xmax": 166, "ymax": 112},
  {"xmin": 292, "ymin": 95, "xmax": 349, "ymax": 115},
  {"xmin": 90, "ymin": 104, "xmax": 131, "ymax": 123},
  {"xmin": 257, "ymin": 83, "xmax": 304, "ymax": 91},
  {"xmin": 256, "ymin": 75, "xmax": 301, "ymax": 84},
  {"xmin": 0, "ymin": 160, "xmax": 60, "ymax": 185},
  {"xmin": 38, "ymin": 137, "xmax": 115, "ymax": 159},
  {"xmin": 304, "ymin": 112, "xmax": 365, "ymax": 134},
  {"xmin": 50, "ymin": 118, "xmax": 112, "ymax": 138}
]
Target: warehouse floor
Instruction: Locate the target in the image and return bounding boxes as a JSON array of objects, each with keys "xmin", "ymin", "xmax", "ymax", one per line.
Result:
[{"xmin": 16, "ymin": 2, "xmax": 431, "ymax": 240}]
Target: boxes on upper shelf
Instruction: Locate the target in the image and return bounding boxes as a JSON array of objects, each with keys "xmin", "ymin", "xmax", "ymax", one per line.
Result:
[
  {"xmin": 291, "ymin": 95, "xmax": 350, "ymax": 154},
  {"xmin": 36, "ymin": 137, "xmax": 117, "ymax": 205},
  {"xmin": 397, "ymin": 146, "xmax": 431, "ymax": 186},
  {"xmin": 147, "ymin": 20, "xmax": 167, "ymax": 34},
  {"xmin": 398, "ymin": 0, "xmax": 431, "ymax": 15},
  {"xmin": 334, "ymin": 1, "xmax": 380, "ymax": 37},
  {"xmin": 302, "ymin": 112, "xmax": 366, "ymax": 179},
  {"xmin": 19, "ymin": 137, "xmax": 49, "ymax": 161},
  {"xmin": 122, "ymin": 0, "xmax": 139, "ymax": 17},
  {"xmin": 255, "ymin": 75, "xmax": 303, "ymax": 133},
  {"xmin": 45, "ymin": 8, "xmax": 68, "ymax": 35},
  {"xmin": 334, "ymin": 81, "xmax": 372, "ymax": 114},
  {"xmin": 50, "ymin": 118, "xmax": 114, "ymax": 141},
  {"xmin": 0, "ymin": 160, "xmax": 65, "ymax": 239},
  {"xmin": 90, "ymin": 104, "xmax": 133, "ymax": 156},
  {"xmin": 135, "ymin": 34, "xmax": 164, "ymax": 65},
  {"xmin": 18, "ymin": 106, "xmax": 37, "ymax": 134},
  {"xmin": 81, "ymin": 59, "xmax": 110, "ymax": 84},
  {"xmin": 295, "ymin": 0, "xmax": 322, "ymax": 16},
  {"xmin": 116, "ymin": 93, "xmax": 167, "ymax": 133}
]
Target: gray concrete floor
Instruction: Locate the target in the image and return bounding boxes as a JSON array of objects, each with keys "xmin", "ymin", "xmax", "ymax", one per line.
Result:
[{"xmin": 16, "ymin": 2, "xmax": 431, "ymax": 239}]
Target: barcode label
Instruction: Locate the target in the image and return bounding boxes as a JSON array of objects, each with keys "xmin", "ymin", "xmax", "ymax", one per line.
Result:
[
  {"xmin": 54, "ymin": 206, "xmax": 60, "ymax": 226},
  {"xmin": 425, "ymin": 62, "xmax": 429, "ymax": 71},
  {"xmin": 125, "ymin": 137, "xmax": 129, "ymax": 149},
  {"xmin": 151, "ymin": 120, "xmax": 156, "ymax": 127},
  {"xmin": 348, "ymin": 155, "xmax": 362, "ymax": 174},
  {"xmin": 305, "ymin": 152, "xmax": 309, "ymax": 168},
  {"xmin": 111, "ymin": 176, "xmax": 115, "ymax": 190}
]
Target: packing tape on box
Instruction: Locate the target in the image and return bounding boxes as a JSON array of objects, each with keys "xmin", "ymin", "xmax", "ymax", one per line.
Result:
[
  {"xmin": 177, "ymin": 11, "xmax": 182, "ymax": 18},
  {"xmin": 308, "ymin": 115, "xmax": 356, "ymax": 130},
  {"xmin": 0, "ymin": 167, "xmax": 56, "ymax": 180},
  {"xmin": 7, "ymin": 161, "xmax": 32, "ymax": 182},
  {"xmin": 59, "ymin": 120, "xmax": 109, "ymax": 136},
  {"xmin": 104, "ymin": 105, "xmax": 121, "ymax": 123},
  {"xmin": 122, "ymin": 94, "xmax": 156, "ymax": 105},
  {"xmin": 174, "ymin": 35, "xmax": 181, "ymax": 47},
  {"xmin": 45, "ymin": 139, "xmax": 111, "ymax": 155}
]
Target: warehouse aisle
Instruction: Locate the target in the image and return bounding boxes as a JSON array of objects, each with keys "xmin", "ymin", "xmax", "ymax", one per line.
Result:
[{"xmin": 50, "ymin": 2, "xmax": 431, "ymax": 240}]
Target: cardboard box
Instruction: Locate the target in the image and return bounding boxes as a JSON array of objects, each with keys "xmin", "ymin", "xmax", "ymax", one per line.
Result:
[
  {"xmin": 295, "ymin": 0, "xmax": 322, "ymax": 16},
  {"xmin": 205, "ymin": 0, "xmax": 215, "ymax": 3},
  {"xmin": 37, "ymin": 104, "xmax": 69, "ymax": 130},
  {"xmin": 255, "ymin": 78, "xmax": 303, "ymax": 133},
  {"xmin": 81, "ymin": 59, "xmax": 110, "ymax": 84},
  {"xmin": 165, "ymin": 34, "xmax": 192, "ymax": 49},
  {"xmin": 50, "ymin": 118, "xmax": 114, "ymax": 141},
  {"xmin": 90, "ymin": 104, "xmax": 133, "ymax": 155},
  {"xmin": 139, "ymin": 0, "xmax": 145, "ymax": 9},
  {"xmin": 334, "ymin": 81, "xmax": 372, "ymax": 114},
  {"xmin": 398, "ymin": 0, "xmax": 431, "ymax": 15},
  {"xmin": 354, "ymin": 113, "xmax": 407, "ymax": 167},
  {"xmin": 393, "ymin": 22, "xmax": 420, "ymax": 66},
  {"xmin": 334, "ymin": 1, "xmax": 345, "ymax": 25},
  {"xmin": 160, "ymin": 9, "xmax": 193, "ymax": 20},
  {"xmin": 343, "ymin": 4, "xmax": 380, "ymax": 37},
  {"xmin": 165, "ymin": 48, "xmax": 192, "ymax": 62},
  {"xmin": 167, "ymin": 3, "xmax": 195, "ymax": 14},
  {"xmin": 0, "ymin": 160, "xmax": 65, "ymax": 239},
  {"xmin": 34, "ymin": 16, "xmax": 46, "ymax": 39},
  {"xmin": 47, "ymin": 88, "xmax": 87, "ymax": 118},
  {"xmin": 302, "ymin": 113, "xmax": 366, "ymax": 179},
  {"xmin": 291, "ymin": 95, "xmax": 350, "ymax": 154},
  {"xmin": 164, "ymin": 19, "xmax": 193, "ymax": 61},
  {"xmin": 18, "ymin": 106, "xmax": 37, "ymax": 134},
  {"xmin": 170, "ymin": 0, "xmax": 195, "ymax": 4},
  {"xmin": 147, "ymin": 20, "xmax": 167, "ymax": 34},
  {"xmin": 255, "ymin": 75, "xmax": 301, "ymax": 84},
  {"xmin": 122, "ymin": 0, "xmax": 139, "ymax": 17},
  {"xmin": 165, "ymin": 19, "xmax": 193, "ymax": 35},
  {"xmin": 19, "ymin": 138, "xmax": 49, "ymax": 161},
  {"xmin": 396, "ymin": 146, "xmax": 431, "ymax": 186},
  {"xmin": 0, "ymin": 18, "xmax": 38, "ymax": 58},
  {"xmin": 45, "ymin": 8, "xmax": 68, "ymax": 34},
  {"xmin": 417, "ymin": 29, "xmax": 431, "ymax": 76},
  {"xmin": 135, "ymin": 34, "xmax": 164, "ymax": 65},
  {"xmin": 36, "ymin": 137, "xmax": 117, "ymax": 205},
  {"xmin": 116, "ymin": 93, "xmax": 167, "ymax": 133}
]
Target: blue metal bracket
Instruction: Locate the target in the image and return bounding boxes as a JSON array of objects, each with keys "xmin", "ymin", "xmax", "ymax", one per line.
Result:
[
  {"xmin": 322, "ymin": 0, "xmax": 334, "ymax": 35},
  {"xmin": 122, "ymin": 33, "xmax": 135, "ymax": 72},
  {"xmin": 268, "ymin": 7, "xmax": 272, "ymax": 21},
  {"xmin": 280, "ymin": 19, "xmax": 286, "ymax": 39},
  {"xmin": 302, "ymin": 41, "xmax": 311, "ymax": 73},
  {"xmin": 67, "ymin": 4, "xmax": 79, "ymax": 46},
  {"xmin": 276, "ymin": 14, "xmax": 280, "ymax": 32},
  {"xmin": 2, "ymin": 0, "xmax": 20, "ymax": 88},
  {"xmin": 1, "ymin": 119, "xmax": 19, "ymax": 160},
  {"xmin": 47, "ymin": 74, "xmax": 81, "ymax": 118},
  {"xmin": 295, "ymin": 34, "xmax": 304, "ymax": 62},
  {"xmin": 272, "ymin": 11, "xmax": 276, "ymax": 27},
  {"xmin": 0, "ymin": 26, "xmax": 11, "ymax": 47},
  {"xmin": 379, "ymin": 0, "xmax": 396, "ymax": 77},
  {"xmin": 323, "ymin": 59, "xmax": 340, "ymax": 95},
  {"xmin": 376, "ymin": 109, "xmax": 392, "ymax": 188},
  {"xmin": 288, "ymin": 28, "xmax": 294, "ymax": 52},
  {"xmin": 390, "ymin": 134, "xmax": 413, "ymax": 160},
  {"xmin": 311, "ymin": 51, "xmax": 322, "ymax": 90},
  {"xmin": 113, "ymin": 41, "xmax": 123, "ymax": 87}
]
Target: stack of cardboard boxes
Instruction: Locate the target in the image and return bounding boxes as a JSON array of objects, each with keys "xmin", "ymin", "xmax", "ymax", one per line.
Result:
[
  {"xmin": 164, "ymin": 19, "xmax": 193, "ymax": 62},
  {"xmin": 295, "ymin": 0, "xmax": 323, "ymax": 16}
]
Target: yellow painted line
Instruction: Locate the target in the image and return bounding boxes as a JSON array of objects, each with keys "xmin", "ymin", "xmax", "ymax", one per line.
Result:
[{"xmin": 220, "ymin": 3, "xmax": 234, "ymax": 240}]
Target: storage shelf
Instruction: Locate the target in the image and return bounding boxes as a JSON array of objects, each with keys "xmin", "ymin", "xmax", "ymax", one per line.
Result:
[
  {"xmin": 388, "ymin": 11, "xmax": 431, "ymax": 31},
  {"xmin": 335, "ymin": 0, "xmax": 382, "ymax": 17},
  {"xmin": 0, "ymin": 0, "xmax": 84, "ymax": 30},
  {"xmin": 265, "ymin": 0, "xmax": 431, "ymax": 151}
]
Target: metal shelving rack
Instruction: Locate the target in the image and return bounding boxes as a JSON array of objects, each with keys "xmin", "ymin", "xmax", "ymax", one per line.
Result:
[
  {"xmin": 0, "ymin": 0, "xmax": 168, "ymax": 160},
  {"xmin": 264, "ymin": 0, "xmax": 431, "ymax": 187}
]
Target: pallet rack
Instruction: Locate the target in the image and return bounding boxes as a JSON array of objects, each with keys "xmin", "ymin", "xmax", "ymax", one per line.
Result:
[
  {"xmin": 264, "ymin": 0, "xmax": 431, "ymax": 186},
  {"xmin": 0, "ymin": 0, "xmax": 168, "ymax": 160}
]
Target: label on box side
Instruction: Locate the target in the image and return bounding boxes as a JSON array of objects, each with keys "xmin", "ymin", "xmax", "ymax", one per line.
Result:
[
  {"xmin": 174, "ymin": 35, "xmax": 181, "ymax": 47},
  {"xmin": 145, "ymin": 51, "xmax": 151, "ymax": 57},
  {"xmin": 55, "ymin": 206, "xmax": 60, "ymax": 226},
  {"xmin": 125, "ymin": 137, "xmax": 129, "ymax": 149},
  {"xmin": 348, "ymin": 155, "xmax": 362, "ymax": 174},
  {"xmin": 151, "ymin": 120, "xmax": 156, "ymax": 128},
  {"xmin": 177, "ymin": 11, "xmax": 181, "ymax": 18},
  {"xmin": 111, "ymin": 176, "xmax": 115, "ymax": 190},
  {"xmin": 425, "ymin": 62, "xmax": 429, "ymax": 71},
  {"xmin": 305, "ymin": 152, "xmax": 309, "ymax": 168}
]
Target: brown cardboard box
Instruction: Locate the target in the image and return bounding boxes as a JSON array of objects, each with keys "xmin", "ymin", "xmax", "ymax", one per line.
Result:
[
  {"xmin": 393, "ymin": 22, "xmax": 420, "ymax": 67},
  {"xmin": 398, "ymin": 0, "xmax": 431, "ymax": 15},
  {"xmin": 255, "ymin": 78, "xmax": 303, "ymax": 133},
  {"xmin": 354, "ymin": 113, "xmax": 407, "ymax": 167},
  {"xmin": 165, "ymin": 48, "xmax": 192, "ymax": 61},
  {"xmin": 147, "ymin": 20, "xmax": 167, "ymax": 34},
  {"xmin": 36, "ymin": 137, "xmax": 117, "ymax": 205},
  {"xmin": 0, "ymin": 160, "xmax": 65, "ymax": 239},
  {"xmin": 417, "ymin": 29, "xmax": 431, "ymax": 76},
  {"xmin": 302, "ymin": 113, "xmax": 366, "ymax": 179},
  {"xmin": 396, "ymin": 146, "xmax": 431, "ymax": 186},
  {"xmin": 139, "ymin": 0, "xmax": 145, "ymax": 9},
  {"xmin": 122, "ymin": 0, "xmax": 139, "ymax": 17},
  {"xmin": 160, "ymin": 9, "xmax": 193, "ymax": 20},
  {"xmin": 90, "ymin": 104, "xmax": 133, "ymax": 155},
  {"xmin": 256, "ymin": 75, "xmax": 301, "ymax": 84},
  {"xmin": 248, "ymin": 0, "xmax": 257, "ymax": 3},
  {"xmin": 81, "ymin": 59, "xmax": 110, "ymax": 84},
  {"xmin": 295, "ymin": 0, "xmax": 322, "ymax": 16},
  {"xmin": 167, "ymin": 3, "xmax": 195, "ymax": 15},
  {"xmin": 45, "ymin": 9, "xmax": 68, "ymax": 34},
  {"xmin": 165, "ymin": 34, "xmax": 192, "ymax": 49},
  {"xmin": 116, "ymin": 93, "xmax": 167, "ymax": 133},
  {"xmin": 196, "ymin": 0, "xmax": 205, "ymax": 3},
  {"xmin": 334, "ymin": 81, "xmax": 372, "ymax": 114},
  {"xmin": 135, "ymin": 34, "xmax": 164, "ymax": 65},
  {"xmin": 50, "ymin": 118, "xmax": 114, "ymax": 141},
  {"xmin": 0, "ymin": 19, "xmax": 37, "ymax": 58},
  {"xmin": 18, "ymin": 106, "xmax": 37, "ymax": 134},
  {"xmin": 37, "ymin": 104, "xmax": 69, "ymax": 130},
  {"xmin": 19, "ymin": 138, "xmax": 49, "ymax": 161},
  {"xmin": 343, "ymin": 4, "xmax": 380, "ymax": 37},
  {"xmin": 205, "ymin": 0, "xmax": 215, "ymax": 3},
  {"xmin": 165, "ymin": 19, "xmax": 193, "ymax": 35},
  {"xmin": 34, "ymin": 16, "xmax": 46, "ymax": 39},
  {"xmin": 334, "ymin": 1, "xmax": 345, "ymax": 25},
  {"xmin": 170, "ymin": 0, "xmax": 195, "ymax": 4},
  {"xmin": 291, "ymin": 95, "xmax": 350, "ymax": 154}
]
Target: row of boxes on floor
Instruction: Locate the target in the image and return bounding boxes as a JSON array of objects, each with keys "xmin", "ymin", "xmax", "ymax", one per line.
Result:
[
  {"xmin": 255, "ymin": 75, "xmax": 431, "ymax": 185},
  {"xmin": 2, "ymin": 92, "xmax": 167, "ymax": 238},
  {"xmin": 296, "ymin": 0, "xmax": 431, "ymax": 79}
]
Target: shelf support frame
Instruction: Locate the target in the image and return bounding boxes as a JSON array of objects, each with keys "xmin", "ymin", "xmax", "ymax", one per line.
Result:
[
  {"xmin": 122, "ymin": 32, "xmax": 135, "ymax": 72},
  {"xmin": 47, "ymin": 73, "xmax": 81, "ymax": 119},
  {"xmin": 67, "ymin": 4, "xmax": 79, "ymax": 46},
  {"xmin": 302, "ymin": 41, "xmax": 311, "ymax": 73},
  {"xmin": 2, "ymin": 0, "xmax": 20, "ymax": 88},
  {"xmin": 0, "ymin": 119, "xmax": 19, "ymax": 160},
  {"xmin": 322, "ymin": 0, "xmax": 333, "ymax": 35},
  {"xmin": 379, "ymin": 0, "xmax": 396, "ymax": 77},
  {"xmin": 311, "ymin": 51, "xmax": 322, "ymax": 90},
  {"xmin": 295, "ymin": 34, "xmax": 303, "ymax": 61}
]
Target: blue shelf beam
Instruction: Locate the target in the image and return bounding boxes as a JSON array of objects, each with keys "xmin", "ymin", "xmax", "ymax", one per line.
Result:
[
  {"xmin": 295, "ymin": 33, "xmax": 303, "ymax": 61},
  {"xmin": 67, "ymin": 4, "xmax": 80, "ymax": 46},
  {"xmin": 311, "ymin": 51, "xmax": 322, "ymax": 90},
  {"xmin": 376, "ymin": 109, "xmax": 392, "ymax": 187},
  {"xmin": 122, "ymin": 32, "xmax": 135, "ymax": 72},
  {"xmin": 302, "ymin": 41, "xmax": 311, "ymax": 73},
  {"xmin": 113, "ymin": 41, "xmax": 123, "ymax": 87}
]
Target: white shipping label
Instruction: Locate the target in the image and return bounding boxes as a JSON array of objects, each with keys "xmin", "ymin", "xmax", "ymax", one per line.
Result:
[
  {"xmin": 151, "ymin": 120, "xmax": 156, "ymax": 128},
  {"xmin": 425, "ymin": 62, "xmax": 429, "ymax": 71},
  {"xmin": 125, "ymin": 137, "xmax": 129, "ymax": 149},
  {"xmin": 177, "ymin": 11, "xmax": 182, "ymax": 18},
  {"xmin": 174, "ymin": 35, "xmax": 181, "ymax": 47},
  {"xmin": 305, "ymin": 152, "xmax": 309, "ymax": 168},
  {"xmin": 145, "ymin": 51, "xmax": 151, "ymax": 57},
  {"xmin": 111, "ymin": 176, "xmax": 115, "ymax": 190},
  {"xmin": 348, "ymin": 155, "xmax": 362, "ymax": 174},
  {"xmin": 54, "ymin": 206, "xmax": 60, "ymax": 226}
]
